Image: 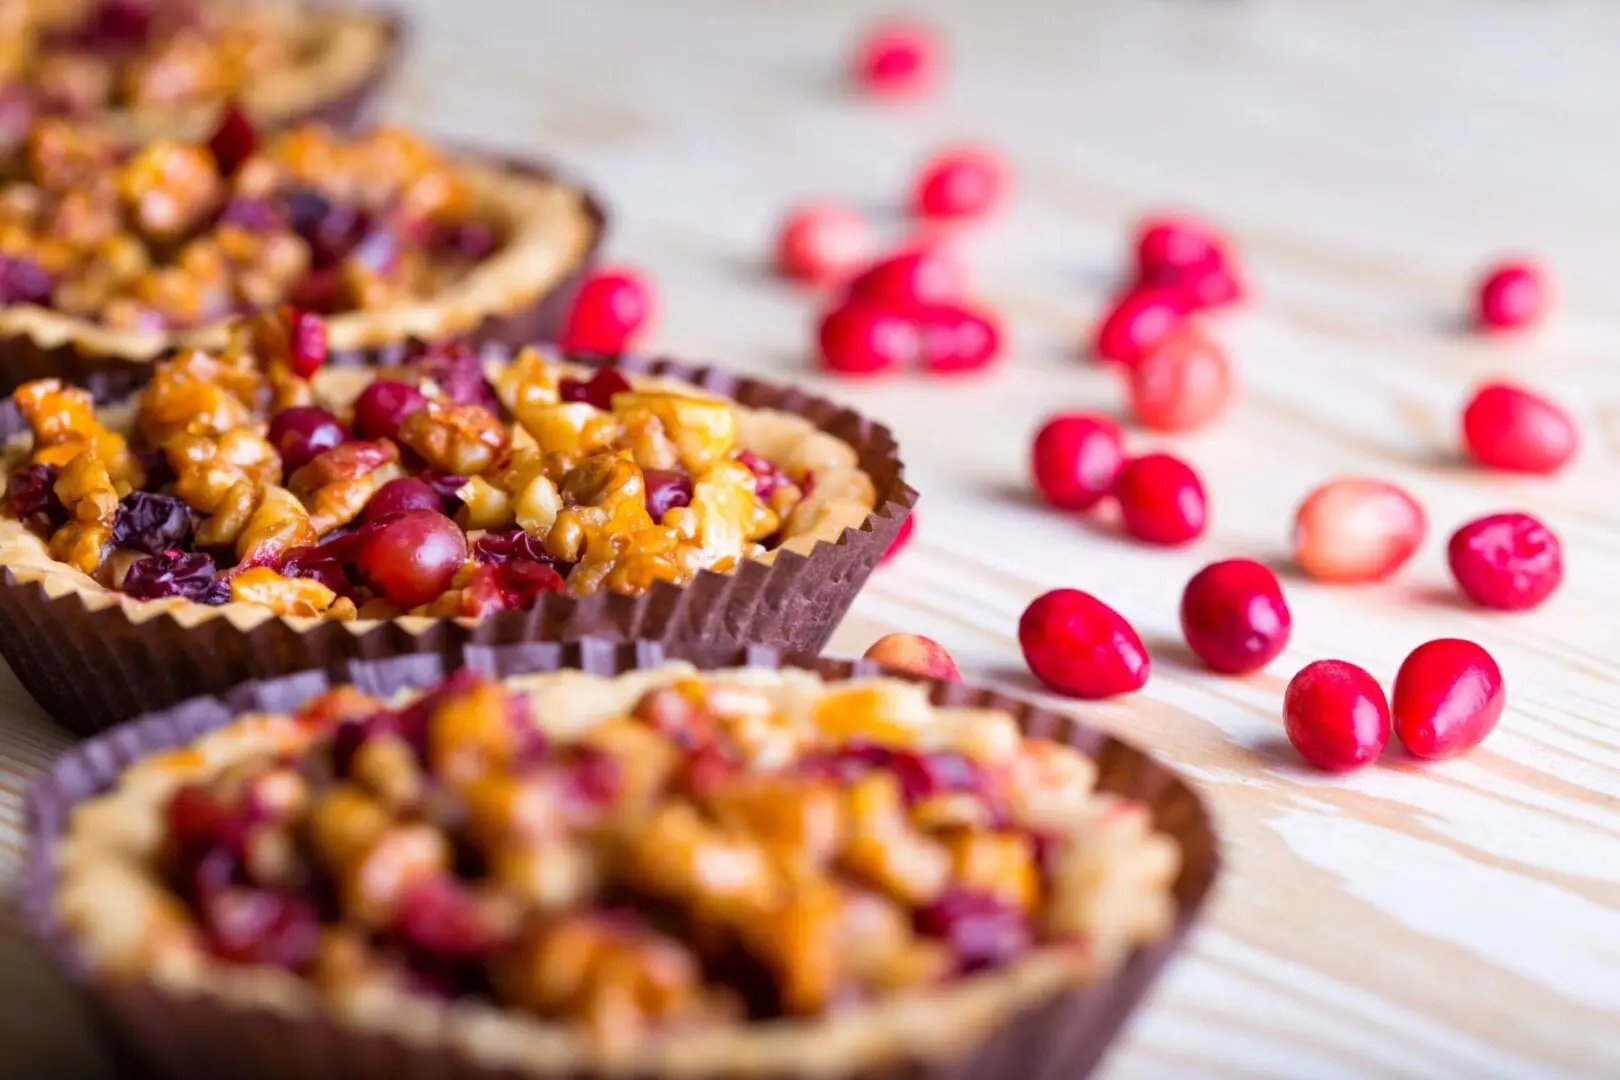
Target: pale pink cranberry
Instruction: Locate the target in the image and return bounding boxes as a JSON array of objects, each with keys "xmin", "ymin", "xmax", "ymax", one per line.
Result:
[
  {"xmin": 1127, "ymin": 325, "xmax": 1234, "ymax": 432},
  {"xmin": 560, "ymin": 267, "xmax": 653, "ymax": 354},
  {"xmin": 1392, "ymin": 638, "xmax": 1505, "ymax": 760},
  {"xmin": 355, "ymin": 510, "xmax": 468, "ymax": 608},
  {"xmin": 910, "ymin": 145, "xmax": 1008, "ymax": 221},
  {"xmin": 850, "ymin": 18, "xmax": 941, "ymax": 98},
  {"xmin": 1029, "ymin": 413, "xmax": 1125, "ymax": 512},
  {"xmin": 1114, "ymin": 453, "xmax": 1208, "ymax": 546},
  {"xmin": 1018, "ymin": 588, "xmax": 1149, "ymax": 699},
  {"xmin": 881, "ymin": 514, "xmax": 915, "ymax": 565},
  {"xmin": 268, "ymin": 406, "xmax": 345, "ymax": 473},
  {"xmin": 917, "ymin": 303, "xmax": 1001, "ymax": 374},
  {"xmin": 845, "ymin": 246, "xmax": 968, "ymax": 310},
  {"xmin": 1475, "ymin": 259, "xmax": 1548, "ymax": 332},
  {"xmin": 1092, "ymin": 288, "xmax": 1185, "ymax": 367},
  {"xmin": 353, "ymin": 380, "xmax": 428, "ymax": 441},
  {"xmin": 1447, "ymin": 511, "xmax": 1562, "ymax": 612},
  {"xmin": 1461, "ymin": 381, "xmax": 1578, "ymax": 475},
  {"xmin": 1292, "ymin": 478, "xmax": 1426, "ymax": 584},
  {"xmin": 1284, "ymin": 659, "xmax": 1391, "ymax": 772},
  {"xmin": 816, "ymin": 302, "xmax": 918, "ymax": 376},
  {"xmin": 775, "ymin": 202, "xmax": 872, "ymax": 285},
  {"xmin": 1180, "ymin": 559, "xmax": 1291, "ymax": 675}
]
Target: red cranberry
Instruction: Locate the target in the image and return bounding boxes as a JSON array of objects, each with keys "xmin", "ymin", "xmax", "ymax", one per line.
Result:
[
  {"xmin": 201, "ymin": 888, "xmax": 321, "ymax": 970},
  {"xmin": 851, "ymin": 18, "xmax": 941, "ymax": 98},
  {"xmin": 844, "ymin": 246, "xmax": 968, "ymax": 310},
  {"xmin": 558, "ymin": 366, "xmax": 632, "ymax": 410},
  {"xmin": 560, "ymin": 267, "xmax": 653, "ymax": 354},
  {"xmin": 6, "ymin": 462, "xmax": 64, "ymax": 524},
  {"xmin": 1180, "ymin": 559, "xmax": 1291, "ymax": 675},
  {"xmin": 1114, "ymin": 453, "xmax": 1208, "ymax": 546},
  {"xmin": 881, "ymin": 514, "xmax": 915, "ymax": 565},
  {"xmin": 917, "ymin": 303, "xmax": 1001, "ymax": 374},
  {"xmin": 1461, "ymin": 381, "xmax": 1578, "ymax": 475},
  {"xmin": 911, "ymin": 146, "xmax": 1008, "ymax": 222},
  {"xmin": 775, "ymin": 202, "xmax": 872, "ymax": 285},
  {"xmin": 1392, "ymin": 639, "xmax": 1505, "ymax": 760},
  {"xmin": 471, "ymin": 528, "xmax": 565, "ymax": 570},
  {"xmin": 355, "ymin": 510, "xmax": 468, "ymax": 609},
  {"xmin": 1029, "ymin": 413, "xmax": 1125, "ymax": 512},
  {"xmin": 1292, "ymin": 478, "xmax": 1426, "ymax": 584},
  {"xmin": 284, "ymin": 308, "xmax": 327, "ymax": 379},
  {"xmin": 461, "ymin": 560, "xmax": 567, "ymax": 616},
  {"xmin": 734, "ymin": 450, "xmax": 790, "ymax": 501},
  {"xmin": 1018, "ymin": 588, "xmax": 1150, "ymax": 699},
  {"xmin": 816, "ymin": 301, "xmax": 918, "ymax": 376},
  {"xmin": 123, "ymin": 551, "xmax": 228, "ymax": 604},
  {"xmin": 364, "ymin": 477, "xmax": 443, "ymax": 524},
  {"xmin": 1475, "ymin": 259, "xmax": 1548, "ymax": 332},
  {"xmin": 915, "ymin": 890, "xmax": 1030, "ymax": 973},
  {"xmin": 166, "ymin": 784, "xmax": 237, "ymax": 858},
  {"xmin": 1283, "ymin": 659, "xmax": 1390, "ymax": 773},
  {"xmin": 268, "ymin": 406, "xmax": 346, "ymax": 473},
  {"xmin": 1447, "ymin": 511, "xmax": 1562, "ymax": 612},
  {"xmin": 1134, "ymin": 215, "xmax": 1224, "ymax": 284},
  {"xmin": 353, "ymin": 380, "xmax": 428, "ymax": 441},
  {"xmin": 643, "ymin": 468, "xmax": 694, "ymax": 520},
  {"xmin": 0, "ymin": 253, "xmax": 55, "ymax": 305},
  {"xmin": 1092, "ymin": 288, "xmax": 1185, "ymax": 367},
  {"xmin": 207, "ymin": 103, "xmax": 258, "ymax": 177},
  {"xmin": 395, "ymin": 876, "xmax": 500, "ymax": 960},
  {"xmin": 1127, "ymin": 325, "xmax": 1234, "ymax": 432},
  {"xmin": 563, "ymin": 746, "xmax": 625, "ymax": 818}
]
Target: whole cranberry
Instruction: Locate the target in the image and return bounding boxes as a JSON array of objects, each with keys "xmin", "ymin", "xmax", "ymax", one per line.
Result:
[
  {"xmin": 1134, "ymin": 215, "xmax": 1225, "ymax": 284},
  {"xmin": 1092, "ymin": 288, "xmax": 1185, "ymax": 367},
  {"xmin": 1292, "ymin": 477, "xmax": 1426, "ymax": 584},
  {"xmin": 284, "ymin": 308, "xmax": 328, "ymax": 379},
  {"xmin": 1029, "ymin": 413, "xmax": 1125, "ymax": 512},
  {"xmin": 201, "ymin": 888, "xmax": 321, "ymax": 970},
  {"xmin": 1447, "ymin": 511, "xmax": 1562, "ymax": 612},
  {"xmin": 643, "ymin": 468, "xmax": 694, "ymax": 520},
  {"xmin": 1392, "ymin": 639, "xmax": 1505, "ymax": 760},
  {"xmin": 1114, "ymin": 453, "xmax": 1208, "ymax": 546},
  {"xmin": 844, "ymin": 247, "xmax": 968, "ymax": 310},
  {"xmin": 775, "ymin": 202, "xmax": 872, "ymax": 285},
  {"xmin": 1475, "ymin": 259, "xmax": 1548, "ymax": 332},
  {"xmin": 355, "ymin": 510, "xmax": 468, "ymax": 609},
  {"xmin": 1461, "ymin": 381, "xmax": 1578, "ymax": 475},
  {"xmin": 1018, "ymin": 588, "xmax": 1150, "ymax": 699},
  {"xmin": 561, "ymin": 267, "xmax": 653, "ymax": 354},
  {"xmin": 911, "ymin": 146, "xmax": 1008, "ymax": 221},
  {"xmin": 207, "ymin": 103, "xmax": 259, "ymax": 177},
  {"xmin": 364, "ymin": 477, "xmax": 443, "ymax": 524},
  {"xmin": 558, "ymin": 366, "xmax": 632, "ymax": 410},
  {"xmin": 881, "ymin": 513, "xmax": 915, "ymax": 565},
  {"xmin": 915, "ymin": 890, "xmax": 1029, "ymax": 974},
  {"xmin": 1283, "ymin": 659, "xmax": 1391, "ymax": 773},
  {"xmin": 353, "ymin": 380, "xmax": 427, "ymax": 441},
  {"xmin": 1180, "ymin": 559, "xmax": 1291, "ymax": 675},
  {"xmin": 1127, "ymin": 325, "xmax": 1234, "ymax": 433},
  {"xmin": 916, "ymin": 303, "xmax": 1001, "ymax": 374},
  {"xmin": 816, "ymin": 301, "xmax": 918, "ymax": 376},
  {"xmin": 850, "ymin": 18, "xmax": 941, "ymax": 98},
  {"xmin": 268, "ymin": 406, "xmax": 346, "ymax": 473}
]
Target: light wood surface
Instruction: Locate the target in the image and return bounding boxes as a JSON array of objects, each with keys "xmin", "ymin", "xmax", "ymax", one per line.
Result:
[{"xmin": 6, "ymin": 1, "xmax": 1620, "ymax": 1076}]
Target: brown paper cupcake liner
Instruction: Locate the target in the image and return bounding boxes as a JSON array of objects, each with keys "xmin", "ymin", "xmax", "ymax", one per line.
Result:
[
  {"xmin": 0, "ymin": 353, "xmax": 915, "ymax": 735},
  {"xmin": 22, "ymin": 643, "xmax": 1221, "ymax": 1080},
  {"xmin": 297, "ymin": 3, "xmax": 409, "ymax": 132},
  {"xmin": 0, "ymin": 149, "xmax": 606, "ymax": 402}
]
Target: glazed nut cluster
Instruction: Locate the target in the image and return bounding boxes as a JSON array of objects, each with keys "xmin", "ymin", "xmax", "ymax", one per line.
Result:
[
  {"xmin": 139, "ymin": 670, "xmax": 1178, "ymax": 1047},
  {"xmin": 4, "ymin": 311, "xmax": 805, "ymax": 619},
  {"xmin": 0, "ymin": 113, "xmax": 495, "ymax": 331}
]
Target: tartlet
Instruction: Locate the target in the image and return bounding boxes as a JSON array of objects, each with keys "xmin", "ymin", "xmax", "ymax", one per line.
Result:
[
  {"xmin": 0, "ymin": 112, "xmax": 603, "ymax": 397},
  {"xmin": 0, "ymin": 0, "xmax": 402, "ymax": 142},
  {"xmin": 0, "ymin": 323, "xmax": 914, "ymax": 732},
  {"xmin": 24, "ymin": 647, "xmax": 1219, "ymax": 1080}
]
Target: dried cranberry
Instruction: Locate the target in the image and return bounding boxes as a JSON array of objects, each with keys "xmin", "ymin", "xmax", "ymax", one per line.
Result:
[
  {"xmin": 350, "ymin": 227, "xmax": 402, "ymax": 273},
  {"xmin": 288, "ymin": 267, "xmax": 341, "ymax": 314},
  {"xmin": 111, "ymin": 491, "xmax": 193, "ymax": 555},
  {"xmin": 217, "ymin": 196, "xmax": 284, "ymax": 232},
  {"xmin": 354, "ymin": 510, "xmax": 468, "ymax": 608},
  {"xmin": 563, "ymin": 745, "xmax": 624, "ymax": 816},
  {"xmin": 165, "ymin": 784, "xmax": 237, "ymax": 859},
  {"xmin": 122, "ymin": 551, "xmax": 228, "ymax": 604},
  {"xmin": 6, "ymin": 463, "xmax": 65, "ymax": 525},
  {"xmin": 353, "ymin": 380, "xmax": 428, "ymax": 441},
  {"xmin": 77, "ymin": 0, "xmax": 154, "ymax": 49},
  {"xmin": 268, "ymin": 406, "xmax": 346, "ymax": 473},
  {"xmin": 406, "ymin": 339, "xmax": 497, "ymax": 410},
  {"xmin": 277, "ymin": 545, "xmax": 355, "ymax": 598},
  {"xmin": 418, "ymin": 470, "xmax": 469, "ymax": 512},
  {"xmin": 471, "ymin": 528, "xmax": 565, "ymax": 571},
  {"xmin": 734, "ymin": 450, "xmax": 790, "ymax": 501},
  {"xmin": 558, "ymin": 366, "xmax": 632, "ymax": 409},
  {"xmin": 395, "ymin": 876, "xmax": 500, "ymax": 961},
  {"xmin": 887, "ymin": 749, "xmax": 984, "ymax": 803},
  {"xmin": 433, "ymin": 220, "xmax": 499, "ymax": 261},
  {"xmin": 461, "ymin": 561, "xmax": 567, "ymax": 616},
  {"xmin": 201, "ymin": 888, "xmax": 321, "ymax": 970},
  {"xmin": 207, "ymin": 104, "xmax": 258, "ymax": 177},
  {"xmin": 915, "ymin": 890, "xmax": 1030, "ymax": 973},
  {"xmin": 283, "ymin": 189, "xmax": 368, "ymax": 267},
  {"xmin": 0, "ymin": 253, "xmax": 54, "ymax": 306},
  {"xmin": 643, "ymin": 468, "xmax": 694, "ymax": 520}
]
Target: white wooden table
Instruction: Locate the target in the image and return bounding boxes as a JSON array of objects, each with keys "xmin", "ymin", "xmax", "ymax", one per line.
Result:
[{"xmin": 6, "ymin": 1, "xmax": 1620, "ymax": 1076}]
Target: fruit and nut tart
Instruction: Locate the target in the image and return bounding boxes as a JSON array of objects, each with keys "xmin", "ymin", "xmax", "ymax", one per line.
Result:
[
  {"xmin": 52, "ymin": 665, "xmax": 1180, "ymax": 1065},
  {"xmin": 0, "ymin": 311, "xmax": 876, "ymax": 621},
  {"xmin": 0, "ymin": 111, "xmax": 597, "ymax": 363},
  {"xmin": 0, "ymin": 0, "xmax": 396, "ymax": 140}
]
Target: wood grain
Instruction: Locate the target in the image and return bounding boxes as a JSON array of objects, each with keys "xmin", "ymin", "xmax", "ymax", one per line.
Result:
[{"xmin": 4, "ymin": 1, "xmax": 1620, "ymax": 1076}]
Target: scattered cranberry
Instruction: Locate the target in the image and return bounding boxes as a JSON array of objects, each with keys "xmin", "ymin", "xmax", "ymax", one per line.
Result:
[
  {"xmin": 1114, "ymin": 453, "xmax": 1208, "ymax": 546},
  {"xmin": 1461, "ymin": 381, "xmax": 1578, "ymax": 475},
  {"xmin": 353, "ymin": 380, "xmax": 428, "ymax": 441},
  {"xmin": 911, "ymin": 145, "xmax": 1008, "ymax": 222},
  {"xmin": 775, "ymin": 202, "xmax": 872, "ymax": 285},
  {"xmin": 1447, "ymin": 511, "xmax": 1562, "ymax": 612},
  {"xmin": 1092, "ymin": 288, "xmax": 1185, "ymax": 367},
  {"xmin": 643, "ymin": 469, "xmax": 694, "ymax": 520},
  {"xmin": 1475, "ymin": 259, "xmax": 1548, "ymax": 332},
  {"xmin": 816, "ymin": 301, "xmax": 918, "ymax": 376},
  {"xmin": 851, "ymin": 18, "xmax": 940, "ymax": 98},
  {"xmin": 1392, "ymin": 639, "xmax": 1505, "ymax": 760},
  {"xmin": 355, "ymin": 510, "xmax": 468, "ymax": 609},
  {"xmin": 1180, "ymin": 559, "xmax": 1291, "ymax": 675},
  {"xmin": 364, "ymin": 478, "xmax": 443, "ymax": 524},
  {"xmin": 206, "ymin": 103, "xmax": 258, "ymax": 177},
  {"xmin": 1029, "ymin": 413, "xmax": 1125, "ymax": 512},
  {"xmin": 915, "ymin": 890, "xmax": 1030, "ymax": 974},
  {"xmin": 268, "ymin": 406, "xmax": 346, "ymax": 473},
  {"xmin": 1018, "ymin": 588, "xmax": 1150, "ymax": 699},
  {"xmin": 1292, "ymin": 478, "xmax": 1426, "ymax": 584},
  {"xmin": 558, "ymin": 366, "xmax": 632, "ymax": 410},
  {"xmin": 283, "ymin": 308, "xmax": 327, "ymax": 379},
  {"xmin": 917, "ymin": 303, "xmax": 1001, "ymax": 374},
  {"xmin": 1135, "ymin": 216, "xmax": 1224, "ymax": 285},
  {"xmin": 1127, "ymin": 325, "xmax": 1233, "ymax": 432},
  {"xmin": 1283, "ymin": 659, "xmax": 1391, "ymax": 773},
  {"xmin": 560, "ymin": 267, "xmax": 653, "ymax": 354},
  {"xmin": 881, "ymin": 514, "xmax": 915, "ymax": 565},
  {"xmin": 844, "ymin": 246, "xmax": 968, "ymax": 310}
]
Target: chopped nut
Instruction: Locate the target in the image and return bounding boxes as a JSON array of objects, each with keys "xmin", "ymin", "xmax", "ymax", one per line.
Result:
[
  {"xmin": 398, "ymin": 402, "xmax": 509, "ymax": 476},
  {"xmin": 118, "ymin": 141, "xmax": 222, "ymax": 238},
  {"xmin": 287, "ymin": 440, "xmax": 403, "ymax": 534},
  {"xmin": 48, "ymin": 449, "xmax": 117, "ymax": 574},
  {"xmin": 229, "ymin": 567, "xmax": 341, "ymax": 618},
  {"xmin": 234, "ymin": 485, "xmax": 316, "ymax": 565}
]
